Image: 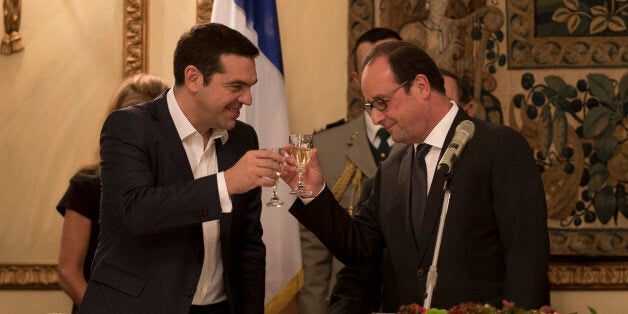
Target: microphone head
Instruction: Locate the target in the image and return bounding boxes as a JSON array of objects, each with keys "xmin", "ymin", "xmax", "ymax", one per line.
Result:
[{"xmin": 456, "ymin": 120, "xmax": 475, "ymax": 139}]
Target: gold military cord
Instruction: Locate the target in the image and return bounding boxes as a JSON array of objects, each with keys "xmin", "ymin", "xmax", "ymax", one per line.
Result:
[{"xmin": 331, "ymin": 161, "xmax": 363, "ymax": 216}]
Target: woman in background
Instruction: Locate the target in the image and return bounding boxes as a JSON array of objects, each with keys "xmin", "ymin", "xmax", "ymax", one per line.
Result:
[{"xmin": 56, "ymin": 73, "xmax": 168, "ymax": 312}]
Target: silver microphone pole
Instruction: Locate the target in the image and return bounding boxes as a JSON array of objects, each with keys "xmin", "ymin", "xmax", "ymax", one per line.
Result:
[{"xmin": 423, "ymin": 180, "xmax": 452, "ymax": 309}]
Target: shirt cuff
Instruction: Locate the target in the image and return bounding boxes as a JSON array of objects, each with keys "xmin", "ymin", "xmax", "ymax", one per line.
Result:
[
  {"xmin": 300, "ymin": 183, "xmax": 326, "ymax": 205},
  {"xmin": 217, "ymin": 172, "xmax": 232, "ymax": 213}
]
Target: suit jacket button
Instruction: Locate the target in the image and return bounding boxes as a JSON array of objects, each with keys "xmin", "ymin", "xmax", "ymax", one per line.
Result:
[
  {"xmin": 187, "ymin": 289, "xmax": 195, "ymax": 297},
  {"xmin": 416, "ymin": 268, "xmax": 424, "ymax": 277}
]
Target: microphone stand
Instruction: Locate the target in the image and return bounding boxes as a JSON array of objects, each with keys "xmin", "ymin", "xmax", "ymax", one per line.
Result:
[{"xmin": 423, "ymin": 172, "xmax": 453, "ymax": 309}]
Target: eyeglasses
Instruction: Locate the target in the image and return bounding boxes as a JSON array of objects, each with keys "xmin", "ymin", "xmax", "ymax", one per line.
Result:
[{"xmin": 363, "ymin": 79, "xmax": 410, "ymax": 114}]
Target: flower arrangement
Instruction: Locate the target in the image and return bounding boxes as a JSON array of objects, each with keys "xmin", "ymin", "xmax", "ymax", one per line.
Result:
[{"xmin": 398, "ymin": 300, "xmax": 598, "ymax": 314}]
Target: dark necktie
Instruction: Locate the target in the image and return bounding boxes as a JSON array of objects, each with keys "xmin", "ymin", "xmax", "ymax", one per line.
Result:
[
  {"xmin": 376, "ymin": 128, "xmax": 391, "ymax": 161},
  {"xmin": 410, "ymin": 143, "xmax": 431, "ymax": 244}
]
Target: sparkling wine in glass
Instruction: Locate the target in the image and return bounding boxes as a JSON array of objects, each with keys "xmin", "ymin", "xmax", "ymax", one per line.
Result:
[
  {"xmin": 289, "ymin": 134, "xmax": 313, "ymax": 196},
  {"xmin": 266, "ymin": 147, "xmax": 286, "ymax": 207}
]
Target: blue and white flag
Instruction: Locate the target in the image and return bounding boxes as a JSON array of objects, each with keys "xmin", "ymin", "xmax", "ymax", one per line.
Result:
[{"xmin": 211, "ymin": 1, "xmax": 302, "ymax": 312}]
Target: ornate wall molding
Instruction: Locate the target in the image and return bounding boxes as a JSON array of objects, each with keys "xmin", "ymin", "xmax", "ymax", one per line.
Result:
[
  {"xmin": 507, "ymin": 0, "xmax": 628, "ymax": 69},
  {"xmin": 0, "ymin": 264, "xmax": 59, "ymax": 290},
  {"xmin": 197, "ymin": 0, "xmax": 214, "ymax": 24},
  {"xmin": 123, "ymin": 0, "xmax": 148, "ymax": 77}
]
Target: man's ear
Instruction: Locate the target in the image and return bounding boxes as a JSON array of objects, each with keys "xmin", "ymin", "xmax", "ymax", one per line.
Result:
[
  {"xmin": 184, "ymin": 65, "xmax": 203, "ymax": 93},
  {"xmin": 351, "ymin": 70, "xmax": 360, "ymax": 88},
  {"xmin": 464, "ymin": 101, "xmax": 475, "ymax": 117},
  {"xmin": 413, "ymin": 74, "xmax": 431, "ymax": 99}
]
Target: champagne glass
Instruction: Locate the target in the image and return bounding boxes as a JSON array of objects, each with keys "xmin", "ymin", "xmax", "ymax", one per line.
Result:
[
  {"xmin": 266, "ymin": 147, "xmax": 286, "ymax": 207},
  {"xmin": 289, "ymin": 134, "xmax": 313, "ymax": 196}
]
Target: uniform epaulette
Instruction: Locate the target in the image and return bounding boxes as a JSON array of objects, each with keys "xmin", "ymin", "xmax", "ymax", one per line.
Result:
[
  {"xmin": 314, "ymin": 118, "xmax": 346, "ymax": 134},
  {"xmin": 325, "ymin": 118, "xmax": 346, "ymax": 129}
]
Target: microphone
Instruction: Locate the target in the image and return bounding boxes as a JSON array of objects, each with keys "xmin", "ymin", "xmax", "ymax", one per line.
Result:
[{"xmin": 437, "ymin": 120, "xmax": 475, "ymax": 174}]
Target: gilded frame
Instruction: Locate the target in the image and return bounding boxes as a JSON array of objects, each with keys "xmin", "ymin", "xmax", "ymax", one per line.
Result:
[
  {"xmin": 0, "ymin": 0, "xmax": 148, "ymax": 290},
  {"xmin": 506, "ymin": 0, "xmax": 628, "ymax": 69}
]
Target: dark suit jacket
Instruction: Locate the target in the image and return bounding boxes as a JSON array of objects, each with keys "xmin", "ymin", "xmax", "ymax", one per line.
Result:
[
  {"xmin": 79, "ymin": 91, "xmax": 265, "ymax": 314},
  {"xmin": 291, "ymin": 109, "xmax": 550, "ymax": 312}
]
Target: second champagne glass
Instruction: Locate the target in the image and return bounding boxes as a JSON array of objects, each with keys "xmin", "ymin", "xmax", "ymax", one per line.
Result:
[
  {"xmin": 266, "ymin": 147, "xmax": 286, "ymax": 207},
  {"xmin": 289, "ymin": 134, "xmax": 313, "ymax": 196}
]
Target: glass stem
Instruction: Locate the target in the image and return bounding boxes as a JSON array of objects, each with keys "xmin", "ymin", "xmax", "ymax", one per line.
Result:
[{"xmin": 297, "ymin": 168, "xmax": 305, "ymax": 188}]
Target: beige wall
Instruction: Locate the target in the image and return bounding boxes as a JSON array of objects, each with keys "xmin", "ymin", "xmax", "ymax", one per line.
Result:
[
  {"xmin": 0, "ymin": 1, "xmax": 123, "ymax": 261},
  {"xmin": 0, "ymin": 0, "xmax": 625, "ymax": 313}
]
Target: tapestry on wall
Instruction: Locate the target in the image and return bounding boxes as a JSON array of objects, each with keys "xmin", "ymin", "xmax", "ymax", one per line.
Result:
[
  {"xmin": 1, "ymin": 0, "xmax": 23, "ymax": 55},
  {"xmin": 348, "ymin": 0, "xmax": 507, "ymax": 123},
  {"xmin": 509, "ymin": 71, "xmax": 627, "ymax": 259},
  {"xmin": 506, "ymin": 0, "xmax": 628, "ymax": 267},
  {"xmin": 507, "ymin": 0, "xmax": 628, "ymax": 69}
]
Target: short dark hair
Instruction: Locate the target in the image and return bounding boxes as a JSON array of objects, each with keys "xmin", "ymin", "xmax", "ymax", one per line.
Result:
[
  {"xmin": 363, "ymin": 41, "xmax": 446, "ymax": 95},
  {"xmin": 353, "ymin": 27, "xmax": 401, "ymax": 70},
  {"xmin": 173, "ymin": 23, "xmax": 259, "ymax": 86}
]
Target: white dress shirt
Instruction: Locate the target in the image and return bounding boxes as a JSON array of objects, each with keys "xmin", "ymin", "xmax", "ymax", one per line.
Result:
[
  {"xmin": 414, "ymin": 102, "xmax": 458, "ymax": 193},
  {"xmin": 167, "ymin": 89, "xmax": 231, "ymax": 305}
]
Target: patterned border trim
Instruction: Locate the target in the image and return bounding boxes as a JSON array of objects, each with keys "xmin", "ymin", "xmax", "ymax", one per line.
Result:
[
  {"xmin": 506, "ymin": 0, "xmax": 628, "ymax": 69},
  {"xmin": 549, "ymin": 228, "xmax": 628, "ymax": 257},
  {"xmin": 123, "ymin": 0, "xmax": 148, "ymax": 77},
  {"xmin": 550, "ymin": 262, "xmax": 628, "ymax": 290},
  {"xmin": 0, "ymin": 264, "xmax": 59, "ymax": 290},
  {"xmin": 1, "ymin": 263, "xmax": 627, "ymax": 290}
]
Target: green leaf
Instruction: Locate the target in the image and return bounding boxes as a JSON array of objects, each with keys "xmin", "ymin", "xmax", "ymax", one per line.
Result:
[
  {"xmin": 588, "ymin": 163, "xmax": 609, "ymax": 192},
  {"xmin": 583, "ymin": 106, "xmax": 613, "ymax": 138},
  {"xmin": 538, "ymin": 104, "xmax": 552, "ymax": 157},
  {"xmin": 552, "ymin": 7, "xmax": 572, "ymax": 23},
  {"xmin": 563, "ymin": 84, "xmax": 578, "ymax": 98},
  {"xmin": 617, "ymin": 184, "xmax": 628, "ymax": 219},
  {"xmin": 545, "ymin": 76, "xmax": 567, "ymax": 94},
  {"xmin": 590, "ymin": 16, "xmax": 608, "ymax": 34},
  {"xmin": 544, "ymin": 87, "xmax": 560, "ymax": 103},
  {"xmin": 594, "ymin": 125, "xmax": 618, "ymax": 162},
  {"xmin": 618, "ymin": 73, "xmax": 628, "ymax": 102},
  {"xmin": 588, "ymin": 306, "xmax": 598, "ymax": 314},
  {"xmin": 587, "ymin": 74, "xmax": 614, "ymax": 103},
  {"xmin": 608, "ymin": 16, "xmax": 627, "ymax": 32},
  {"xmin": 553, "ymin": 109, "xmax": 568, "ymax": 155},
  {"xmin": 594, "ymin": 186, "xmax": 616, "ymax": 224}
]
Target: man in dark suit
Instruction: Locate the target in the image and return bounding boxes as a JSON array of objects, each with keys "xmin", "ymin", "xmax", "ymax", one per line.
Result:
[
  {"xmin": 283, "ymin": 41, "xmax": 550, "ymax": 311},
  {"xmin": 79, "ymin": 23, "xmax": 282, "ymax": 314}
]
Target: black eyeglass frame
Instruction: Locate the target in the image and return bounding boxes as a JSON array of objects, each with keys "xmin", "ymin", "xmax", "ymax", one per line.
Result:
[{"xmin": 363, "ymin": 79, "xmax": 411, "ymax": 114}]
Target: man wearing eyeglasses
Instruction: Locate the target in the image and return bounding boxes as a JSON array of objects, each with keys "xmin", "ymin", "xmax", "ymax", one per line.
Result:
[{"xmin": 283, "ymin": 41, "xmax": 550, "ymax": 311}]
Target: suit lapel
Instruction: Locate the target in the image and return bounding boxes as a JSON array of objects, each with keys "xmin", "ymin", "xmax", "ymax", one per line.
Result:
[
  {"xmin": 415, "ymin": 109, "xmax": 469, "ymax": 264},
  {"xmin": 150, "ymin": 92, "xmax": 194, "ymax": 181},
  {"xmin": 397, "ymin": 146, "xmax": 415, "ymax": 250}
]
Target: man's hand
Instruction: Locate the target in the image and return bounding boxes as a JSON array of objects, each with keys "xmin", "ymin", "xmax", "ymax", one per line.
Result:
[
  {"xmin": 224, "ymin": 150, "xmax": 284, "ymax": 194},
  {"xmin": 281, "ymin": 145, "xmax": 325, "ymax": 198}
]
